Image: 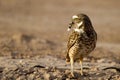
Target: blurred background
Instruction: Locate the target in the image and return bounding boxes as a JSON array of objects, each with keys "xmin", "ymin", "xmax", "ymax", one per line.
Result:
[{"xmin": 0, "ymin": 0, "xmax": 120, "ymax": 60}]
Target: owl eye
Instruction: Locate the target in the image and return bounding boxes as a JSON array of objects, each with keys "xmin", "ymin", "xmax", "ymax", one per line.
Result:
[
  {"xmin": 71, "ymin": 22, "xmax": 74, "ymax": 24},
  {"xmin": 69, "ymin": 22, "xmax": 74, "ymax": 26},
  {"xmin": 69, "ymin": 26, "xmax": 71, "ymax": 29}
]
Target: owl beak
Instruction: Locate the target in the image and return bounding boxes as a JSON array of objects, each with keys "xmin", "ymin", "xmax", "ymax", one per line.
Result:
[{"xmin": 67, "ymin": 22, "xmax": 74, "ymax": 31}]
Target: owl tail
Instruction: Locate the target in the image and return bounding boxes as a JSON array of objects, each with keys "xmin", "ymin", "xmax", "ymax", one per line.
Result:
[{"xmin": 66, "ymin": 51, "xmax": 70, "ymax": 63}]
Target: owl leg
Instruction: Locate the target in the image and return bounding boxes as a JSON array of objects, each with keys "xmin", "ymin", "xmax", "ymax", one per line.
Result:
[
  {"xmin": 70, "ymin": 57, "xmax": 74, "ymax": 77},
  {"xmin": 79, "ymin": 57, "xmax": 83, "ymax": 75},
  {"xmin": 66, "ymin": 52, "xmax": 70, "ymax": 63}
]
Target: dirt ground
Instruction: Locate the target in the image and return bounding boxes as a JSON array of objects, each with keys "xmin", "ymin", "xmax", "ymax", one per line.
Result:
[{"xmin": 0, "ymin": 0, "xmax": 120, "ymax": 80}]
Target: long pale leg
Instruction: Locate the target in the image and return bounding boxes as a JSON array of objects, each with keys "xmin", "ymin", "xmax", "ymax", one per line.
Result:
[
  {"xmin": 80, "ymin": 57, "xmax": 83, "ymax": 75},
  {"xmin": 70, "ymin": 57, "xmax": 74, "ymax": 77}
]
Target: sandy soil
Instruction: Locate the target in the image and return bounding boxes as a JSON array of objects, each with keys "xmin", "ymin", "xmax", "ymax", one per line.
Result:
[{"xmin": 0, "ymin": 0, "xmax": 120, "ymax": 80}]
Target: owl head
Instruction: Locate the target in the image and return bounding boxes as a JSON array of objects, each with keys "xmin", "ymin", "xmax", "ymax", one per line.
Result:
[{"xmin": 68, "ymin": 14, "xmax": 93, "ymax": 33}]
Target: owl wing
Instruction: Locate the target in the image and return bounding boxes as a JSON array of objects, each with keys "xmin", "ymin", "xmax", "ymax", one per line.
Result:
[{"xmin": 66, "ymin": 32, "xmax": 78, "ymax": 62}]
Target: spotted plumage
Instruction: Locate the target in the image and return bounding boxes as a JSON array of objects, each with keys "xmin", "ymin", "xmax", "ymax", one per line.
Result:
[{"xmin": 66, "ymin": 13, "xmax": 97, "ymax": 77}]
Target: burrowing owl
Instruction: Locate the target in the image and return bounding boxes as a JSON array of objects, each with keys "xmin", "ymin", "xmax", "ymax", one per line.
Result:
[{"xmin": 66, "ymin": 13, "xmax": 97, "ymax": 77}]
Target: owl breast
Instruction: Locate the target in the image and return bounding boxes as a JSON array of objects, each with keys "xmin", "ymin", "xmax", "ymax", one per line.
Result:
[{"xmin": 69, "ymin": 32, "xmax": 96, "ymax": 61}]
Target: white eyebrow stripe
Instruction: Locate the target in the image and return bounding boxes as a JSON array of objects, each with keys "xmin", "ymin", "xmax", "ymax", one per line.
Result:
[
  {"xmin": 72, "ymin": 15, "xmax": 78, "ymax": 19},
  {"xmin": 77, "ymin": 21, "xmax": 83, "ymax": 27}
]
